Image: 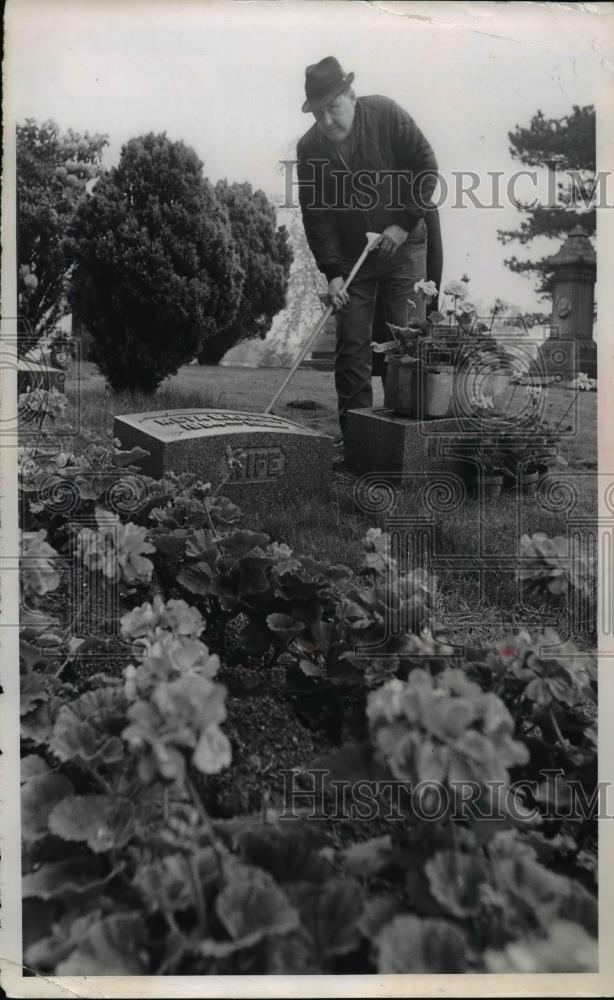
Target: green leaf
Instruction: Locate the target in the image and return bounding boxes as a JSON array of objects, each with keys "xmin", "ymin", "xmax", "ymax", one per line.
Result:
[
  {"xmin": 176, "ymin": 561, "xmax": 215, "ymax": 596},
  {"xmin": 221, "ymin": 530, "xmax": 270, "ymax": 559},
  {"xmin": 215, "ymin": 860, "xmax": 299, "ymax": 947},
  {"xmin": 290, "ymin": 878, "xmax": 365, "ymax": 958},
  {"xmin": 298, "ymin": 658, "xmax": 325, "ymax": 679},
  {"xmin": 266, "ymin": 612, "xmax": 305, "ymax": 640},
  {"xmin": 20, "ymin": 672, "xmax": 50, "ymax": 716},
  {"xmin": 23, "ymin": 857, "xmax": 121, "ymax": 899},
  {"xmin": 55, "ymin": 913, "xmax": 146, "ymax": 975},
  {"xmin": 425, "ymin": 850, "xmax": 488, "ymax": 918},
  {"xmin": 151, "ymin": 532, "xmax": 187, "ymax": 559},
  {"xmin": 376, "ymin": 914, "xmax": 467, "ymax": 972},
  {"xmin": 20, "ymin": 754, "xmax": 52, "ymax": 782},
  {"xmin": 237, "ymin": 824, "xmax": 332, "ymax": 885},
  {"xmin": 48, "ymin": 794, "xmax": 135, "ymax": 853},
  {"xmin": 135, "ymin": 848, "xmax": 218, "ymax": 914},
  {"xmin": 21, "ymin": 698, "xmax": 61, "ymax": 745},
  {"xmin": 358, "ymin": 894, "xmax": 404, "ymax": 940},
  {"xmin": 265, "ymin": 928, "xmax": 322, "ymax": 973},
  {"xmin": 22, "ymin": 772, "xmax": 72, "ymax": 843},
  {"xmin": 50, "ymin": 688, "xmax": 126, "ymax": 765}
]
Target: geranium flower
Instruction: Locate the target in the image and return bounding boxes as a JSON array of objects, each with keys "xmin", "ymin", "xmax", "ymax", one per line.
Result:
[
  {"xmin": 20, "ymin": 529, "xmax": 61, "ymax": 599},
  {"xmin": 79, "ymin": 507, "xmax": 155, "ymax": 585},
  {"xmin": 414, "ymin": 279, "xmax": 438, "ymax": 299},
  {"xmin": 444, "ymin": 280, "xmax": 465, "ymax": 298},
  {"xmin": 367, "ymin": 670, "xmax": 528, "ymax": 790},
  {"xmin": 469, "ymin": 390, "xmax": 494, "ymax": 411},
  {"xmin": 570, "ymin": 372, "xmax": 596, "ymax": 390}
]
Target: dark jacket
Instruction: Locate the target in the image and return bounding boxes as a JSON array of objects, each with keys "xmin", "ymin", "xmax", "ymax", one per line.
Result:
[{"xmin": 297, "ymin": 94, "xmax": 438, "ymax": 282}]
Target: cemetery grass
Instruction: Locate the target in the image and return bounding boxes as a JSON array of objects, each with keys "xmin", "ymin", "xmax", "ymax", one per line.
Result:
[{"xmin": 68, "ymin": 361, "xmax": 597, "ymax": 646}]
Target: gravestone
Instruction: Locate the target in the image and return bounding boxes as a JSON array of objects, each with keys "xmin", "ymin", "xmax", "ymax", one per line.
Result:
[
  {"xmin": 113, "ymin": 409, "xmax": 334, "ymax": 508},
  {"xmin": 17, "ymin": 358, "xmax": 66, "ymax": 395},
  {"xmin": 345, "ymin": 408, "xmax": 474, "ymax": 483},
  {"xmin": 303, "ymin": 307, "xmax": 336, "ymax": 372},
  {"xmin": 537, "ymin": 225, "xmax": 596, "ymax": 379}
]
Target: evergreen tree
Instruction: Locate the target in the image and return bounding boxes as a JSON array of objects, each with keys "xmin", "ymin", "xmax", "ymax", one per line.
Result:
[
  {"xmin": 68, "ymin": 133, "xmax": 244, "ymax": 391},
  {"xmin": 498, "ymin": 105, "xmax": 596, "ymax": 296},
  {"xmin": 197, "ymin": 181, "xmax": 292, "ymax": 364}
]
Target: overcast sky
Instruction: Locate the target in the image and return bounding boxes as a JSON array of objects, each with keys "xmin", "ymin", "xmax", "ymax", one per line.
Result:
[{"xmin": 5, "ymin": 0, "xmax": 612, "ymax": 313}]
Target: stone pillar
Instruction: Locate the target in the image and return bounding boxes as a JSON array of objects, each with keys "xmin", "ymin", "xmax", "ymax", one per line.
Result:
[{"xmin": 538, "ymin": 225, "xmax": 596, "ymax": 379}]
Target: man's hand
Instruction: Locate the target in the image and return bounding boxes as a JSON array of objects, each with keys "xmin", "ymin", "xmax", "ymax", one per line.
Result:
[
  {"xmin": 378, "ymin": 224, "xmax": 408, "ymax": 259},
  {"xmin": 328, "ymin": 276, "xmax": 349, "ymax": 310}
]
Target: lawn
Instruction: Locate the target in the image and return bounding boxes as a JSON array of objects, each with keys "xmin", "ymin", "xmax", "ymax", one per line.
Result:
[{"xmin": 65, "ymin": 359, "xmax": 597, "ymax": 646}]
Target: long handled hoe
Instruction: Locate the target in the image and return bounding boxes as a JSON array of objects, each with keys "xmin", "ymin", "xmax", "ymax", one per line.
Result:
[{"xmin": 263, "ymin": 231, "xmax": 382, "ymax": 414}]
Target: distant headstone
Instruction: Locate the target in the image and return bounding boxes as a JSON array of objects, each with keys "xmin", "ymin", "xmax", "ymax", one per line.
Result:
[
  {"xmin": 113, "ymin": 409, "xmax": 334, "ymax": 507},
  {"xmin": 17, "ymin": 359, "xmax": 66, "ymax": 395},
  {"xmin": 538, "ymin": 225, "xmax": 596, "ymax": 379},
  {"xmin": 303, "ymin": 309, "xmax": 337, "ymax": 372}
]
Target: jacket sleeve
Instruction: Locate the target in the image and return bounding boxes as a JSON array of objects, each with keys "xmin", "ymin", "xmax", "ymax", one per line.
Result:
[
  {"xmin": 296, "ymin": 139, "xmax": 345, "ymax": 282},
  {"xmin": 387, "ymin": 99, "xmax": 438, "ymax": 232}
]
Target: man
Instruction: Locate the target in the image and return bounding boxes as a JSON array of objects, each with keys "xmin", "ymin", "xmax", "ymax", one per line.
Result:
[{"xmin": 296, "ymin": 56, "xmax": 441, "ymax": 440}]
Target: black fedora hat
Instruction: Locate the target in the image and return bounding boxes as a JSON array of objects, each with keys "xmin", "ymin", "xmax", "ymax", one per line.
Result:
[{"xmin": 302, "ymin": 56, "xmax": 355, "ymax": 113}]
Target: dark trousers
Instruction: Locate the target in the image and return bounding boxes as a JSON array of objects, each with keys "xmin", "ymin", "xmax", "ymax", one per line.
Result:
[{"xmin": 335, "ymin": 221, "xmax": 427, "ymax": 434}]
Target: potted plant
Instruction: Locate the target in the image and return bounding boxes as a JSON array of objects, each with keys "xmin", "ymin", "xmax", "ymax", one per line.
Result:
[
  {"xmin": 476, "ymin": 452, "xmax": 505, "ymax": 499},
  {"xmin": 376, "ymin": 280, "xmax": 461, "ymax": 419},
  {"xmin": 454, "ymin": 383, "xmax": 565, "ymax": 499}
]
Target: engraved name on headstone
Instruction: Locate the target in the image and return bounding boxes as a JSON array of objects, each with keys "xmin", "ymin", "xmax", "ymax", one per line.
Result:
[{"xmin": 228, "ymin": 447, "xmax": 286, "ymax": 482}]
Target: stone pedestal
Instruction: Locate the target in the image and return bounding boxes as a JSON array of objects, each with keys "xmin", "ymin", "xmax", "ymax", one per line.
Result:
[
  {"xmin": 537, "ymin": 225, "xmax": 596, "ymax": 379},
  {"xmin": 345, "ymin": 408, "xmax": 474, "ymax": 481},
  {"xmin": 113, "ymin": 409, "xmax": 334, "ymax": 509}
]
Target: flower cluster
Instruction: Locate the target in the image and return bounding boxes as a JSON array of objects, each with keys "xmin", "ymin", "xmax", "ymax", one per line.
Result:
[
  {"xmin": 18, "ymin": 446, "xmax": 40, "ymax": 481},
  {"xmin": 362, "ymin": 527, "xmax": 396, "ymax": 575},
  {"xmin": 492, "ymin": 627, "xmax": 594, "ymax": 709},
  {"xmin": 457, "ymin": 301, "xmax": 476, "ymax": 318},
  {"xmin": 121, "ymin": 598, "xmax": 230, "ymax": 783},
  {"xmin": 78, "ymin": 506, "xmax": 155, "ymax": 585},
  {"xmin": 20, "ymin": 529, "xmax": 61, "ymax": 601},
  {"xmin": 18, "ymin": 387, "xmax": 68, "ymax": 423},
  {"xmin": 469, "ymin": 389, "xmax": 494, "ymax": 412},
  {"xmin": 367, "ymin": 668, "xmax": 528, "ymax": 791},
  {"xmin": 569, "ymin": 372, "xmax": 596, "ymax": 391},
  {"xmin": 121, "ymin": 595, "xmax": 205, "ymax": 644},
  {"xmin": 413, "ymin": 279, "xmax": 438, "ymax": 300}
]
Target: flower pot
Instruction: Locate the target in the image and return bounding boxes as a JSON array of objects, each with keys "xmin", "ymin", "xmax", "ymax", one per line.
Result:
[
  {"xmin": 384, "ymin": 358, "xmax": 455, "ymax": 419},
  {"xmin": 481, "ymin": 472, "xmax": 504, "ymax": 499},
  {"xmin": 520, "ymin": 469, "xmax": 540, "ymax": 496}
]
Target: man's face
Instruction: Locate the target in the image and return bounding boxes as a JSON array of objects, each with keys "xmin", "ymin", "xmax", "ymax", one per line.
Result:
[{"xmin": 313, "ymin": 91, "xmax": 356, "ymax": 142}]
